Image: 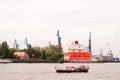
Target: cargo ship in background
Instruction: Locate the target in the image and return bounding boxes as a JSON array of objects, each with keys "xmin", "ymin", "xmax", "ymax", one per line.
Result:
[
  {"xmin": 61, "ymin": 32, "xmax": 92, "ymax": 63},
  {"xmin": 64, "ymin": 40, "xmax": 91, "ymax": 62}
]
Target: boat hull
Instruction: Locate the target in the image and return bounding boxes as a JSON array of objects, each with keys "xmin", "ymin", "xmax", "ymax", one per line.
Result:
[{"xmin": 56, "ymin": 69, "xmax": 88, "ymax": 73}]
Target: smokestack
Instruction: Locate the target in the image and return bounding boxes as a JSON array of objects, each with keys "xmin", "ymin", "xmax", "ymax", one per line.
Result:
[{"xmin": 75, "ymin": 40, "xmax": 78, "ymax": 45}]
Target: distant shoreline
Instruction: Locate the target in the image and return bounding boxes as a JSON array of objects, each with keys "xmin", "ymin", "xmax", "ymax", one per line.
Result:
[
  {"xmin": 0, "ymin": 59, "xmax": 54, "ymax": 63},
  {"xmin": 0, "ymin": 59, "xmax": 12, "ymax": 63},
  {"xmin": 0, "ymin": 59, "xmax": 120, "ymax": 63}
]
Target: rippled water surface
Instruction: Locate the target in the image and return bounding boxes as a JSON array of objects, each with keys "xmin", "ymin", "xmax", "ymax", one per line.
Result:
[{"xmin": 0, "ymin": 63, "xmax": 120, "ymax": 80}]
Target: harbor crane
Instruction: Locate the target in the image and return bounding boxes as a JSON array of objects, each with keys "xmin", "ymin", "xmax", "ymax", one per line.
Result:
[{"xmin": 56, "ymin": 30, "xmax": 62, "ymax": 45}]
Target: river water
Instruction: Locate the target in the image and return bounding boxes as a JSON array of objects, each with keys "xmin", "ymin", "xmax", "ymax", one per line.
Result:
[{"xmin": 0, "ymin": 63, "xmax": 120, "ymax": 80}]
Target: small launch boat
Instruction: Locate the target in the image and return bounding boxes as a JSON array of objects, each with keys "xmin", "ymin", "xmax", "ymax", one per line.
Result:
[{"xmin": 55, "ymin": 65, "xmax": 89, "ymax": 73}]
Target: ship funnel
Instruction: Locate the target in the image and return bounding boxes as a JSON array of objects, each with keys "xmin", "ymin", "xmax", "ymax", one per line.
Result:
[{"xmin": 75, "ymin": 41, "xmax": 78, "ymax": 45}]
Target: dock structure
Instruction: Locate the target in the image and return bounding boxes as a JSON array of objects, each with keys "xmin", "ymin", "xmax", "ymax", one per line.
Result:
[
  {"xmin": 0, "ymin": 59, "xmax": 12, "ymax": 63},
  {"xmin": 88, "ymin": 32, "xmax": 92, "ymax": 53}
]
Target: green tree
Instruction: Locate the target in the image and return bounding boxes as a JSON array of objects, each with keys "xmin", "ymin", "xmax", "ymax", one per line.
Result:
[
  {"xmin": 1, "ymin": 41, "xmax": 12, "ymax": 58},
  {"xmin": 26, "ymin": 44, "xmax": 34, "ymax": 59},
  {"xmin": 45, "ymin": 45, "xmax": 63, "ymax": 62},
  {"xmin": 9, "ymin": 48, "xmax": 18, "ymax": 54},
  {"xmin": 9, "ymin": 48, "xmax": 19, "ymax": 58},
  {"xmin": 33, "ymin": 46, "xmax": 42, "ymax": 59},
  {"xmin": 0, "ymin": 44, "xmax": 2, "ymax": 58},
  {"xmin": 46, "ymin": 49, "xmax": 56, "ymax": 62}
]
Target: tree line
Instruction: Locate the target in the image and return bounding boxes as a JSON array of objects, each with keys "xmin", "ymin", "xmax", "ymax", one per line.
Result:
[{"xmin": 0, "ymin": 41, "xmax": 63, "ymax": 62}]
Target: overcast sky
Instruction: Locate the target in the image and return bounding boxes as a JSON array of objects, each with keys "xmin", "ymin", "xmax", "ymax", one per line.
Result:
[{"xmin": 0, "ymin": 0, "xmax": 120, "ymax": 57}]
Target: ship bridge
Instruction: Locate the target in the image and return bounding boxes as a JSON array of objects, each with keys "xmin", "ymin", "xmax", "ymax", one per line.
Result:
[{"xmin": 68, "ymin": 41, "xmax": 85, "ymax": 52}]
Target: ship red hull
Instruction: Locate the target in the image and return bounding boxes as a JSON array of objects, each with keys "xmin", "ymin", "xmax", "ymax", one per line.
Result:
[{"xmin": 64, "ymin": 52, "xmax": 91, "ymax": 61}]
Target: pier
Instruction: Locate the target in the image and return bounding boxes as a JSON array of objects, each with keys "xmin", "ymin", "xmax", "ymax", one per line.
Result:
[{"xmin": 0, "ymin": 59, "xmax": 12, "ymax": 63}]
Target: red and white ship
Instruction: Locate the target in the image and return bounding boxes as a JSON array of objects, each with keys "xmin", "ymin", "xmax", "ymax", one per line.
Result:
[{"xmin": 64, "ymin": 41, "xmax": 91, "ymax": 62}]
